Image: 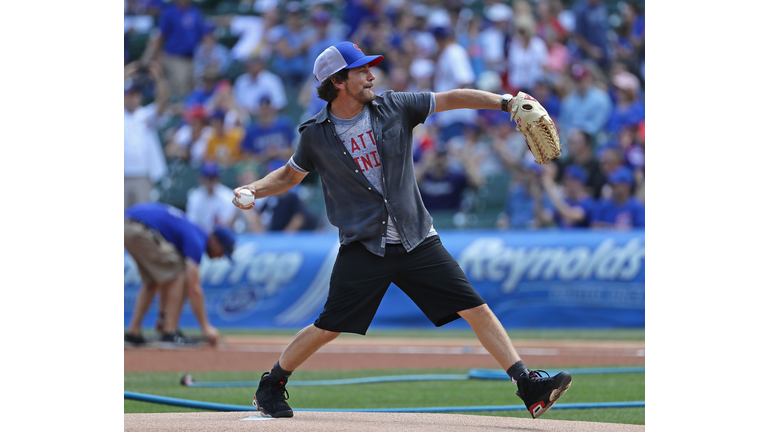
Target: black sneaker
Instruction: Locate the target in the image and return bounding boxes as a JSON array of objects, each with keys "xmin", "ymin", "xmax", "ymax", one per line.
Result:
[
  {"xmin": 160, "ymin": 330, "xmax": 206, "ymax": 348},
  {"xmin": 159, "ymin": 330, "xmax": 191, "ymax": 346},
  {"xmin": 515, "ymin": 370, "xmax": 572, "ymax": 419},
  {"xmin": 253, "ymin": 372, "xmax": 293, "ymax": 418},
  {"xmin": 124, "ymin": 333, "xmax": 147, "ymax": 346}
]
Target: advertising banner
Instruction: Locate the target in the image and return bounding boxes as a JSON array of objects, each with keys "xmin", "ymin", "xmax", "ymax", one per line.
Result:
[{"xmin": 125, "ymin": 230, "xmax": 644, "ymax": 330}]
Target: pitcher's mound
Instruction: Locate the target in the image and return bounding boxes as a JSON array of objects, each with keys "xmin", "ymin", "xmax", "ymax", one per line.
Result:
[{"xmin": 124, "ymin": 411, "xmax": 644, "ymax": 431}]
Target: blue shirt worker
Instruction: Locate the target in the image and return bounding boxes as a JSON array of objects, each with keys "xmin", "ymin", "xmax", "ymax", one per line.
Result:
[
  {"xmin": 231, "ymin": 41, "xmax": 573, "ymax": 420},
  {"xmin": 124, "ymin": 202, "xmax": 235, "ymax": 347}
]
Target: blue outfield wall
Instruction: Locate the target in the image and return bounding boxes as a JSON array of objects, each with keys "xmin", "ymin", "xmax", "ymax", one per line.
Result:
[{"xmin": 124, "ymin": 229, "xmax": 645, "ymax": 330}]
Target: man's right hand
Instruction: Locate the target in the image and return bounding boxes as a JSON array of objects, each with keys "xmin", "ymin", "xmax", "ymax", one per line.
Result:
[
  {"xmin": 203, "ymin": 325, "xmax": 219, "ymax": 347},
  {"xmin": 232, "ymin": 186, "xmax": 256, "ymax": 210}
]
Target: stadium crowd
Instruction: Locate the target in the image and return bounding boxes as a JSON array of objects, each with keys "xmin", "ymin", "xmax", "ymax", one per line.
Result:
[{"xmin": 124, "ymin": 0, "xmax": 645, "ymax": 233}]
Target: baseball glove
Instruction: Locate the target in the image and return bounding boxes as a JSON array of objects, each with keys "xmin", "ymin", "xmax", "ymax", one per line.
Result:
[{"xmin": 509, "ymin": 92, "xmax": 562, "ymax": 165}]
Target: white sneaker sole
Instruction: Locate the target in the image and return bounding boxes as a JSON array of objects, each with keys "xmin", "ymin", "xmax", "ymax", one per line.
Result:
[{"xmin": 531, "ymin": 373, "xmax": 572, "ymax": 419}]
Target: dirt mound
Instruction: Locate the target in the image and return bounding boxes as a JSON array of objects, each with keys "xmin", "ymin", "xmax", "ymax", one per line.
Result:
[{"xmin": 124, "ymin": 411, "xmax": 645, "ymax": 431}]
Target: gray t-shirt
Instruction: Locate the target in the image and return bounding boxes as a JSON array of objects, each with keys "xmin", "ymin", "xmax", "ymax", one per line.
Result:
[
  {"xmin": 330, "ymin": 103, "xmax": 437, "ymax": 243},
  {"xmin": 290, "ymin": 91, "xmax": 438, "ymax": 256}
]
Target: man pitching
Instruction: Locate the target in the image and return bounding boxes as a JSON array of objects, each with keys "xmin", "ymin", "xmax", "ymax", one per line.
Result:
[{"xmin": 232, "ymin": 41, "xmax": 571, "ymax": 419}]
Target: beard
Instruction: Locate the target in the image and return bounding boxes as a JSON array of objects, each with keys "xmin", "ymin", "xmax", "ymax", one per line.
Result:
[{"xmin": 348, "ymin": 84, "xmax": 376, "ymax": 104}]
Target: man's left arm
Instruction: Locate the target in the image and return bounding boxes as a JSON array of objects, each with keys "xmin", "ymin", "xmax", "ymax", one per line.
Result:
[{"xmin": 434, "ymin": 89, "xmax": 505, "ymax": 114}]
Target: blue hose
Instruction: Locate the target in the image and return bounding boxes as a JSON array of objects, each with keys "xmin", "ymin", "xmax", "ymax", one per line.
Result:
[
  {"xmin": 125, "ymin": 391, "xmax": 644, "ymax": 413},
  {"xmin": 186, "ymin": 374, "xmax": 468, "ymax": 388},
  {"xmin": 467, "ymin": 367, "xmax": 645, "ymax": 380},
  {"xmin": 181, "ymin": 367, "xmax": 645, "ymax": 388}
]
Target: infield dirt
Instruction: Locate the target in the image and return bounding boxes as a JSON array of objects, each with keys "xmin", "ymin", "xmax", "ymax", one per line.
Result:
[
  {"xmin": 124, "ymin": 411, "xmax": 645, "ymax": 431},
  {"xmin": 125, "ymin": 335, "xmax": 645, "ymax": 372},
  {"xmin": 125, "ymin": 335, "xmax": 645, "ymax": 431}
]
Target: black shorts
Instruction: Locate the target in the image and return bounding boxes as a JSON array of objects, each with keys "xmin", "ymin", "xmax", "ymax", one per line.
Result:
[{"xmin": 314, "ymin": 236, "xmax": 486, "ymax": 335}]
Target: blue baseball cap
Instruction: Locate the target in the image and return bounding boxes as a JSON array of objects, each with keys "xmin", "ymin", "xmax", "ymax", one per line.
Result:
[
  {"xmin": 124, "ymin": 79, "xmax": 141, "ymax": 93},
  {"xmin": 564, "ymin": 164, "xmax": 588, "ymax": 184},
  {"xmin": 200, "ymin": 161, "xmax": 220, "ymax": 178},
  {"xmin": 313, "ymin": 41, "xmax": 383, "ymax": 83},
  {"xmin": 431, "ymin": 26, "xmax": 451, "ymax": 40},
  {"xmin": 608, "ymin": 166, "xmax": 634, "ymax": 186},
  {"xmin": 211, "ymin": 226, "xmax": 236, "ymax": 259},
  {"xmin": 525, "ymin": 156, "xmax": 543, "ymax": 174},
  {"xmin": 209, "ymin": 109, "xmax": 226, "ymax": 121}
]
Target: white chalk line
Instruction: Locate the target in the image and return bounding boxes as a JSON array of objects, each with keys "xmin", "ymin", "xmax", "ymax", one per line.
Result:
[
  {"xmin": 221, "ymin": 345, "xmax": 644, "ymax": 357},
  {"xmin": 241, "ymin": 415, "xmax": 274, "ymax": 421}
]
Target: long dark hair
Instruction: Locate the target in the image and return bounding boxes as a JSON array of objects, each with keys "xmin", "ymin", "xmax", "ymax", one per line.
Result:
[{"xmin": 316, "ymin": 69, "xmax": 349, "ymax": 103}]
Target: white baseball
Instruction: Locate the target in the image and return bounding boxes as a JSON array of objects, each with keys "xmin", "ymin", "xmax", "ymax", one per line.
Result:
[{"xmin": 237, "ymin": 189, "xmax": 255, "ymax": 206}]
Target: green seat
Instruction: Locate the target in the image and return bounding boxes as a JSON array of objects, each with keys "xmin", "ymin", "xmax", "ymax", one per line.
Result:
[
  {"xmin": 430, "ymin": 211, "xmax": 457, "ymax": 230},
  {"xmin": 125, "ymin": 32, "xmax": 151, "ymax": 62},
  {"xmin": 157, "ymin": 161, "xmax": 201, "ymax": 211},
  {"xmin": 479, "ymin": 172, "xmax": 511, "ymax": 208},
  {"xmin": 218, "ymin": 166, "xmax": 239, "ymax": 189}
]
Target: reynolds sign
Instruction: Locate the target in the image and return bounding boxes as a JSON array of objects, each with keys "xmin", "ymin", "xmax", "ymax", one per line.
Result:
[{"xmin": 125, "ymin": 230, "xmax": 645, "ymax": 330}]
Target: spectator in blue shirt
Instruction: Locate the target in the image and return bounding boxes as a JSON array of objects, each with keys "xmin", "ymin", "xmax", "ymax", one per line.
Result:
[
  {"xmin": 124, "ymin": 202, "xmax": 236, "ymax": 346},
  {"xmin": 344, "ymin": 0, "xmax": 378, "ymax": 39},
  {"xmin": 542, "ymin": 164, "xmax": 595, "ymax": 228},
  {"xmin": 572, "ymin": 0, "xmax": 610, "ymax": 69},
  {"xmin": 183, "ymin": 66, "xmax": 219, "ymax": 109},
  {"xmin": 415, "ymin": 146, "xmax": 483, "ymax": 213},
  {"xmin": 605, "ymin": 71, "xmax": 644, "ymax": 137},
  {"xmin": 306, "ymin": 10, "xmax": 345, "ymax": 67},
  {"xmin": 592, "ymin": 166, "xmax": 644, "ymax": 229},
  {"xmin": 240, "ymin": 96, "xmax": 296, "ymax": 166},
  {"xmin": 555, "ymin": 129, "xmax": 606, "ymax": 200},
  {"xmin": 193, "ymin": 24, "xmax": 230, "ymax": 84},
  {"xmin": 559, "ymin": 63, "xmax": 612, "ymax": 141},
  {"xmin": 268, "ymin": 2, "xmax": 315, "ymax": 89},
  {"xmin": 300, "ymin": 11, "xmax": 346, "ymax": 120},
  {"xmin": 498, "ymin": 158, "xmax": 552, "ymax": 230},
  {"xmin": 619, "ymin": 1, "xmax": 645, "ymax": 67},
  {"xmin": 141, "ymin": 0, "xmax": 207, "ymax": 99},
  {"xmin": 256, "ymin": 189, "xmax": 320, "ymax": 232},
  {"xmin": 532, "ymin": 80, "xmax": 561, "ymax": 121}
]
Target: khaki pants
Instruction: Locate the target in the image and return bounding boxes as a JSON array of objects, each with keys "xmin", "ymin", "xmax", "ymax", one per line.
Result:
[
  {"xmin": 162, "ymin": 54, "xmax": 194, "ymax": 99},
  {"xmin": 124, "ymin": 218, "xmax": 185, "ymax": 286}
]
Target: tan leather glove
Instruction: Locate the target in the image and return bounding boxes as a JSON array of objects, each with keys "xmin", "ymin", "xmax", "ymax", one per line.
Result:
[{"xmin": 510, "ymin": 91, "xmax": 562, "ymax": 165}]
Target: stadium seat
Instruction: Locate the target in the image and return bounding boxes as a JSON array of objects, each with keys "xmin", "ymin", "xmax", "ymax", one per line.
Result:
[
  {"xmin": 156, "ymin": 161, "xmax": 201, "ymax": 211},
  {"xmin": 125, "ymin": 32, "xmax": 151, "ymax": 63}
]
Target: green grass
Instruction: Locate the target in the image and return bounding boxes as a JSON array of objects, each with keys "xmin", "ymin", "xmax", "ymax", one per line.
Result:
[{"xmin": 125, "ymin": 368, "xmax": 645, "ymax": 425}]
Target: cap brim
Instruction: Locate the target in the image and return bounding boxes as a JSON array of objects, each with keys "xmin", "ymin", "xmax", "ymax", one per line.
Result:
[{"xmin": 345, "ymin": 55, "xmax": 383, "ymax": 70}]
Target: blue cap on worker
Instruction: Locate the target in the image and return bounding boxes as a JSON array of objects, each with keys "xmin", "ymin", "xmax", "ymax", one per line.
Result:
[
  {"xmin": 313, "ymin": 41, "xmax": 383, "ymax": 83},
  {"xmin": 211, "ymin": 226, "xmax": 236, "ymax": 259}
]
